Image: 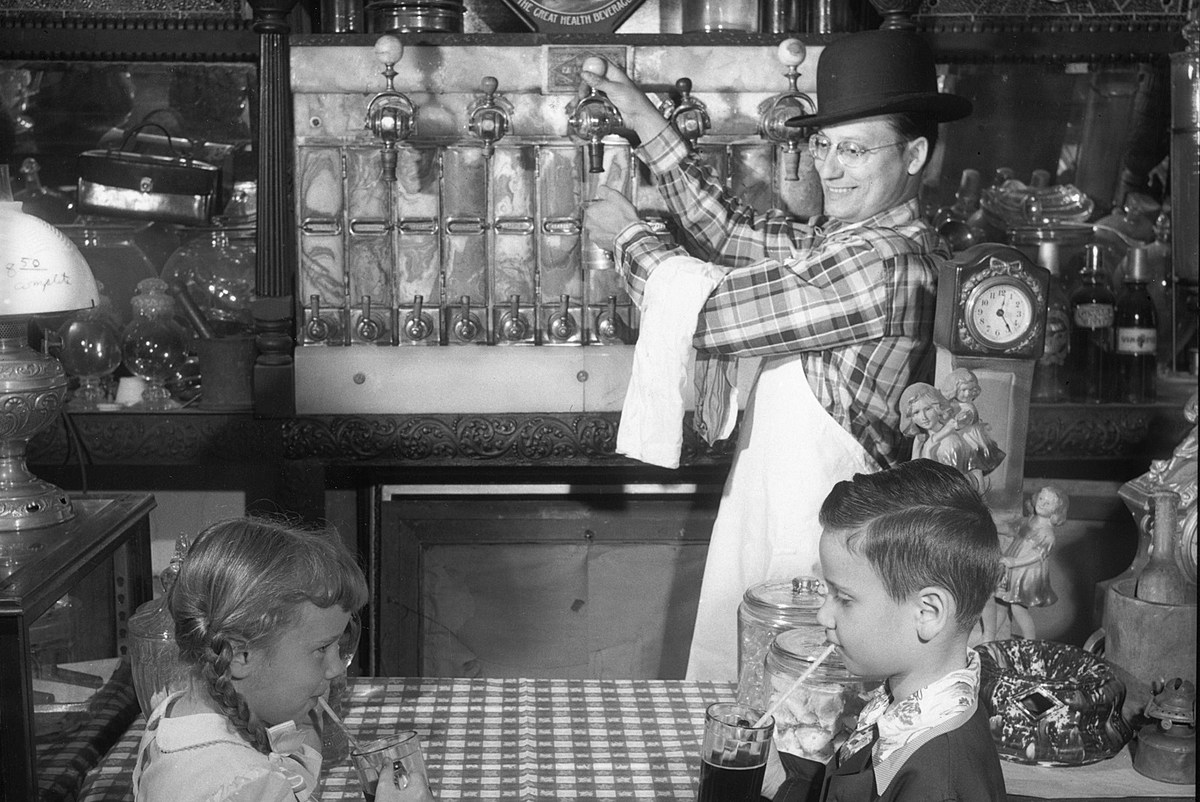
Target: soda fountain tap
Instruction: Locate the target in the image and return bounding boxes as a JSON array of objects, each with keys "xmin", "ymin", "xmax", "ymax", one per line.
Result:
[
  {"xmin": 403, "ymin": 294, "xmax": 435, "ymax": 343},
  {"xmin": 304, "ymin": 294, "xmax": 341, "ymax": 344},
  {"xmin": 658, "ymin": 78, "xmax": 710, "ymax": 147},
  {"xmin": 452, "ymin": 295, "xmax": 483, "ymax": 343},
  {"xmin": 547, "ymin": 294, "xmax": 578, "ymax": 342},
  {"xmin": 355, "ymin": 295, "xmax": 385, "ymax": 343},
  {"xmin": 757, "ymin": 39, "xmax": 814, "ymax": 181},
  {"xmin": 467, "ymin": 76, "xmax": 513, "ymax": 159},
  {"xmin": 364, "ymin": 35, "xmax": 417, "ymax": 183},
  {"xmin": 594, "ymin": 295, "xmax": 623, "ymax": 344},
  {"xmin": 567, "ymin": 60, "xmax": 623, "ymax": 174},
  {"xmin": 499, "ymin": 294, "xmax": 530, "ymax": 342}
]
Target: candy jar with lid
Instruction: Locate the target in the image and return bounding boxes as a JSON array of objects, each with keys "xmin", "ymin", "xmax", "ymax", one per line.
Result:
[
  {"xmin": 121, "ymin": 278, "xmax": 190, "ymax": 409},
  {"xmin": 160, "ymin": 223, "xmax": 256, "ymax": 337},
  {"xmin": 56, "ymin": 283, "xmax": 122, "ymax": 409},
  {"xmin": 762, "ymin": 628, "xmax": 880, "ymax": 763},
  {"xmin": 737, "ymin": 576, "xmax": 825, "ymax": 705},
  {"xmin": 129, "ymin": 535, "xmax": 191, "ymax": 714}
]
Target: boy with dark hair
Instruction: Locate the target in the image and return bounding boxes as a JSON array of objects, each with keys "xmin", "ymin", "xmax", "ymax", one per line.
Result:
[{"xmin": 767, "ymin": 458, "xmax": 1008, "ymax": 801}]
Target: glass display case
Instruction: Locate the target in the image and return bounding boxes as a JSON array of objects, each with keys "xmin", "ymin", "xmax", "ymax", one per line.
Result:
[{"xmin": 0, "ymin": 493, "xmax": 155, "ymax": 802}]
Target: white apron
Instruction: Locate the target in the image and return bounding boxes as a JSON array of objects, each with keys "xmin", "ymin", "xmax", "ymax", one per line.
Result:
[{"xmin": 685, "ymin": 352, "xmax": 876, "ymax": 681}]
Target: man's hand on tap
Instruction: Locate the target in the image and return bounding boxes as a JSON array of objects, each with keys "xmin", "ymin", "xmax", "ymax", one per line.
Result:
[
  {"xmin": 583, "ymin": 185, "xmax": 639, "ymax": 251},
  {"xmin": 580, "ymin": 58, "xmax": 670, "ymax": 146}
]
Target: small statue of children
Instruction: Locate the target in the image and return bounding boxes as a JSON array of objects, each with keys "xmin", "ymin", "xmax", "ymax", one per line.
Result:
[
  {"xmin": 994, "ymin": 485, "xmax": 1069, "ymax": 639},
  {"xmin": 899, "ymin": 382, "xmax": 986, "ymax": 494},
  {"xmin": 938, "ymin": 368, "xmax": 1006, "ymax": 476}
]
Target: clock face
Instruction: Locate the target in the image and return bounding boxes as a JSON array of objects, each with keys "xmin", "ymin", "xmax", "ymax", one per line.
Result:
[{"xmin": 966, "ymin": 278, "xmax": 1036, "ymax": 347}]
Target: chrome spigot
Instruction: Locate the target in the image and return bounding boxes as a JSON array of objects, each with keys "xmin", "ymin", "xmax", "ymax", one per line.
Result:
[
  {"xmin": 364, "ymin": 35, "xmax": 417, "ymax": 183},
  {"xmin": 658, "ymin": 78, "xmax": 710, "ymax": 147},
  {"xmin": 567, "ymin": 61, "xmax": 623, "ymax": 174},
  {"xmin": 355, "ymin": 295, "xmax": 385, "ymax": 343},
  {"xmin": 547, "ymin": 294, "xmax": 577, "ymax": 342},
  {"xmin": 595, "ymin": 295, "xmax": 622, "ymax": 344},
  {"xmin": 467, "ymin": 76, "xmax": 513, "ymax": 159},
  {"xmin": 757, "ymin": 39, "xmax": 814, "ymax": 181},
  {"xmin": 451, "ymin": 295, "xmax": 482, "ymax": 343},
  {"xmin": 498, "ymin": 294, "xmax": 529, "ymax": 342},
  {"xmin": 403, "ymin": 294, "xmax": 435, "ymax": 343},
  {"xmin": 304, "ymin": 294, "xmax": 341, "ymax": 344}
]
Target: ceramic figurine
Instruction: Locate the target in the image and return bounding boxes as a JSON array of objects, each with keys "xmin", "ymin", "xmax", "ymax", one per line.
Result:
[
  {"xmin": 899, "ymin": 382, "xmax": 986, "ymax": 494},
  {"xmin": 939, "ymin": 367, "xmax": 1007, "ymax": 475},
  {"xmin": 995, "ymin": 485, "xmax": 1069, "ymax": 638}
]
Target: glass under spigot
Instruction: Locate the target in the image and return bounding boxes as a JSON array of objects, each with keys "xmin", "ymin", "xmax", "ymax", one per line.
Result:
[
  {"xmin": 756, "ymin": 39, "xmax": 814, "ymax": 182},
  {"xmin": 364, "ymin": 34, "xmax": 417, "ymax": 182},
  {"xmin": 467, "ymin": 76, "xmax": 513, "ymax": 159},
  {"xmin": 659, "ymin": 78, "xmax": 711, "ymax": 146},
  {"xmin": 567, "ymin": 87, "xmax": 623, "ymax": 174}
]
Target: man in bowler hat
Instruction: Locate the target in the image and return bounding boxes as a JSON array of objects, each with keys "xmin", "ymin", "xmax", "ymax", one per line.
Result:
[{"xmin": 581, "ymin": 30, "xmax": 974, "ymax": 683}]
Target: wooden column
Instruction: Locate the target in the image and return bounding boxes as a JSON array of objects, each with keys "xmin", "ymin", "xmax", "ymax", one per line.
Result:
[{"xmin": 248, "ymin": 0, "xmax": 300, "ymax": 417}]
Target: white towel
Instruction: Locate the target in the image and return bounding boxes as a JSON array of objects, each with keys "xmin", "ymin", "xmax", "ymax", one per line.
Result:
[{"xmin": 617, "ymin": 255, "xmax": 738, "ymax": 469}]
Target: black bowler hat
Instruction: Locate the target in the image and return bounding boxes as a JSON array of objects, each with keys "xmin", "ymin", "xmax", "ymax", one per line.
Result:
[{"xmin": 786, "ymin": 29, "xmax": 972, "ymax": 128}]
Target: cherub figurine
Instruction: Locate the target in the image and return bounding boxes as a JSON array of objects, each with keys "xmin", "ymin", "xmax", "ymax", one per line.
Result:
[
  {"xmin": 994, "ymin": 485, "xmax": 1069, "ymax": 639},
  {"xmin": 938, "ymin": 368, "xmax": 1006, "ymax": 475},
  {"xmin": 899, "ymin": 382, "xmax": 986, "ymax": 494}
]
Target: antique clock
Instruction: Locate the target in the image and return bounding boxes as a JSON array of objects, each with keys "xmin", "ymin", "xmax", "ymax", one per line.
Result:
[
  {"xmin": 934, "ymin": 243, "xmax": 1050, "ymax": 359},
  {"xmin": 931, "ymin": 243, "xmax": 1051, "ymax": 521}
]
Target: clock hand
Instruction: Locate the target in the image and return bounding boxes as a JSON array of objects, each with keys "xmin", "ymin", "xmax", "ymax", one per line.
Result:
[{"xmin": 995, "ymin": 304, "xmax": 1012, "ymax": 332}]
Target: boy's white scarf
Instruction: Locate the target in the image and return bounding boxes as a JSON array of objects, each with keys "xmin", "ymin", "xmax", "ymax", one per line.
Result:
[{"xmin": 838, "ymin": 649, "xmax": 981, "ymax": 793}]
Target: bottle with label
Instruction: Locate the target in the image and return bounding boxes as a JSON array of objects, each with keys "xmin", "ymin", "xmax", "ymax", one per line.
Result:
[
  {"xmin": 1144, "ymin": 211, "xmax": 1175, "ymax": 371},
  {"xmin": 1114, "ymin": 246, "xmax": 1158, "ymax": 402},
  {"xmin": 1067, "ymin": 244, "xmax": 1116, "ymax": 402},
  {"xmin": 1030, "ymin": 240, "xmax": 1071, "ymax": 402}
]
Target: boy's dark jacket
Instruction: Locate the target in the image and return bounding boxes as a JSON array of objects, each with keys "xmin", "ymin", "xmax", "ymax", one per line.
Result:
[{"xmin": 772, "ymin": 705, "xmax": 1007, "ymax": 802}]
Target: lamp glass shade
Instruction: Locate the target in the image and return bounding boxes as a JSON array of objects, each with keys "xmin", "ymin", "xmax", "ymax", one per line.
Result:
[{"xmin": 0, "ymin": 200, "xmax": 99, "ymax": 318}]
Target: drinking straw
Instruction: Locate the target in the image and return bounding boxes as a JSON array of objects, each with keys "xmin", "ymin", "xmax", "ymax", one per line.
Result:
[
  {"xmin": 753, "ymin": 642, "xmax": 838, "ymax": 728},
  {"xmin": 317, "ymin": 695, "xmax": 365, "ymax": 753}
]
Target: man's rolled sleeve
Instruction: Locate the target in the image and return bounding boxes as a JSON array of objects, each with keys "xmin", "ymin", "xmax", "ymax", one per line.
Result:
[{"xmin": 613, "ymin": 220, "xmax": 688, "ymax": 307}]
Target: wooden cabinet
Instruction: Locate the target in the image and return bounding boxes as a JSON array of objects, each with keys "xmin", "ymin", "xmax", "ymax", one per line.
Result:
[{"xmin": 0, "ymin": 494, "xmax": 155, "ymax": 802}]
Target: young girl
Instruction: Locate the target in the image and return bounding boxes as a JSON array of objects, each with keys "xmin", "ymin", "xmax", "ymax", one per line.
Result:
[{"xmin": 133, "ymin": 517, "xmax": 404, "ymax": 802}]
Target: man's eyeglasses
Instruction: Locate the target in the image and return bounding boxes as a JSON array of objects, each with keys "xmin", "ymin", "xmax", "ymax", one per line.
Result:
[{"xmin": 808, "ymin": 134, "xmax": 906, "ymax": 168}]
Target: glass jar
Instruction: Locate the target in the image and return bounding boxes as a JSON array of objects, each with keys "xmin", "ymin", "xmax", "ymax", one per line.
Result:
[
  {"xmin": 56, "ymin": 287, "xmax": 123, "ymax": 409},
  {"xmin": 128, "ymin": 536, "xmax": 191, "ymax": 714},
  {"xmin": 762, "ymin": 628, "xmax": 880, "ymax": 762},
  {"xmin": 736, "ymin": 577, "xmax": 824, "ymax": 705},
  {"xmin": 121, "ymin": 278, "xmax": 190, "ymax": 409},
  {"xmin": 160, "ymin": 224, "xmax": 256, "ymax": 337}
]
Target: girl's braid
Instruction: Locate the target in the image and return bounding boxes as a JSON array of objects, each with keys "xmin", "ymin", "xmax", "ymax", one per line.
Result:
[{"xmin": 198, "ymin": 630, "xmax": 270, "ymax": 753}]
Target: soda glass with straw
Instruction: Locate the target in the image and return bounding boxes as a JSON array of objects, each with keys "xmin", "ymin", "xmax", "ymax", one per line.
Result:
[
  {"xmin": 698, "ymin": 703, "xmax": 774, "ymax": 802},
  {"xmin": 321, "ymin": 612, "xmax": 362, "ymax": 762}
]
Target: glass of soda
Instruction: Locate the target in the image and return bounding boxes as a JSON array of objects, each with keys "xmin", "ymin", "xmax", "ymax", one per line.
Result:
[
  {"xmin": 351, "ymin": 730, "xmax": 436, "ymax": 802},
  {"xmin": 698, "ymin": 702, "xmax": 774, "ymax": 802}
]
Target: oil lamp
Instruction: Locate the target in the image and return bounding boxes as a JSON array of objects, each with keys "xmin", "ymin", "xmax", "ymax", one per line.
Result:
[{"xmin": 0, "ymin": 166, "xmax": 100, "ymax": 531}]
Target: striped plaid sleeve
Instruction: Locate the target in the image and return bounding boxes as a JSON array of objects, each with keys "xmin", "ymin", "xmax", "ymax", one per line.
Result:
[
  {"xmin": 693, "ymin": 231, "xmax": 894, "ymax": 357},
  {"xmin": 638, "ymin": 126, "xmax": 817, "ymax": 267}
]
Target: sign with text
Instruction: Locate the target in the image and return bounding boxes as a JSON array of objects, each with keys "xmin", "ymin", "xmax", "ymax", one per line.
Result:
[{"xmin": 500, "ymin": 0, "xmax": 648, "ymax": 33}]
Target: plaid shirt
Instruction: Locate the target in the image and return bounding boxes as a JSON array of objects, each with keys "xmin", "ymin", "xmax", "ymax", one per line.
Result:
[{"xmin": 613, "ymin": 127, "xmax": 946, "ymax": 469}]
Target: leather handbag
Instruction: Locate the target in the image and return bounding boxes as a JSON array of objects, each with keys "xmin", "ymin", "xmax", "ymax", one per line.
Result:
[{"xmin": 76, "ymin": 123, "xmax": 221, "ymax": 225}]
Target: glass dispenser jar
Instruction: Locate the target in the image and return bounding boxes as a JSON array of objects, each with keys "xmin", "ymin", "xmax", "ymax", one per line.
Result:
[
  {"xmin": 736, "ymin": 577, "xmax": 825, "ymax": 705},
  {"xmin": 762, "ymin": 628, "xmax": 880, "ymax": 762},
  {"xmin": 128, "ymin": 536, "xmax": 191, "ymax": 714},
  {"xmin": 121, "ymin": 278, "xmax": 190, "ymax": 409},
  {"xmin": 56, "ymin": 285, "xmax": 122, "ymax": 409},
  {"xmin": 160, "ymin": 224, "xmax": 256, "ymax": 337}
]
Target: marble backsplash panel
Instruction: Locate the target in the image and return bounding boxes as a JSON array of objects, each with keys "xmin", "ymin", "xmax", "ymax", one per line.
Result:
[{"xmin": 292, "ymin": 42, "xmax": 824, "ymax": 346}]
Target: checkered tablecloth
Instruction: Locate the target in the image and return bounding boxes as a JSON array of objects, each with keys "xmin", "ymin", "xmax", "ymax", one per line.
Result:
[{"xmin": 78, "ymin": 678, "xmax": 737, "ymax": 801}]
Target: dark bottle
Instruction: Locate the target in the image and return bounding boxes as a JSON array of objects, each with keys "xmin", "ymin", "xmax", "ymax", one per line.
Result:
[
  {"xmin": 1114, "ymin": 246, "xmax": 1158, "ymax": 402},
  {"xmin": 1067, "ymin": 244, "xmax": 1116, "ymax": 403},
  {"xmin": 1031, "ymin": 241, "xmax": 1071, "ymax": 402}
]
